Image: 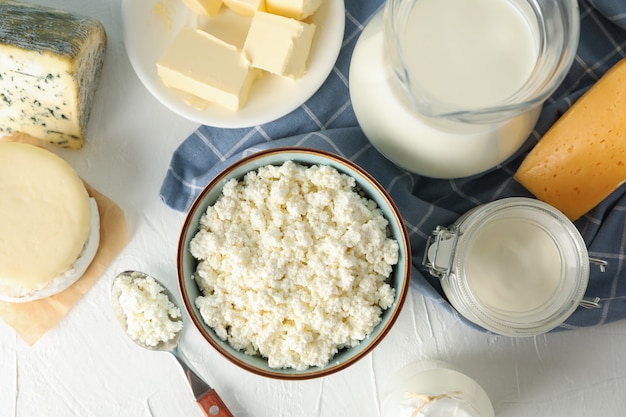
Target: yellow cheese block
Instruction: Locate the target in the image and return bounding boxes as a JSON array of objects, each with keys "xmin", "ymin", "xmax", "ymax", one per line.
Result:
[
  {"xmin": 515, "ymin": 58, "xmax": 626, "ymax": 221},
  {"xmin": 0, "ymin": 142, "xmax": 97, "ymax": 300}
]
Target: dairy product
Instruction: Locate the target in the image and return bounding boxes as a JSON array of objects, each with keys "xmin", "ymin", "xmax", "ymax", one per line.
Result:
[
  {"xmin": 1, "ymin": 199, "xmax": 100, "ymax": 302},
  {"xmin": 182, "ymin": 0, "xmax": 222, "ymax": 17},
  {"xmin": 114, "ymin": 274, "xmax": 183, "ymax": 347},
  {"xmin": 0, "ymin": 142, "xmax": 99, "ymax": 301},
  {"xmin": 190, "ymin": 161, "xmax": 398, "ymax": 370},
  {"xmin": 465, "ymin": 219, "xmax": 561, "ymax": 313},
  {"xmin": 223, "ymin": 0, "xmax": 265, "ymax": 16},
  {"xmin": 157, "ymin": 0, "xmax": 323, "ymax": 110},
  {"xmin": 200, "ymin": 5, "xmax": 253, "ymax": 49},
  {"xmin": 0, "ymin": 0, "xmax": 106, "ymax": 149},
  {"xmin": 243, "ymin": 11, "xmax": 316, "ymax": 78},
  {"xmin": 425, "ymin": 198, "xmax": 589, "ymax": 336},
  {"xmin": 397, "ymin": 0, "xmax": 537, "ymax": 110},
  {"xmin": 266, "ymin": 0, "xmax": 322, "ymax": 20},
  {"xmin": 349, "ymin": 11, "xmax": 541, "ymax": 179},
  {"xmin": 515, "ymin": 58, "xmax": 626, "ymax": 221},
  {"xmin": 157, "ymin": 26, "xmax": 259, "ymax": 111},
  {"xmin": 381, "ymin": 360, "xmax": 495, "ymax": 417}
]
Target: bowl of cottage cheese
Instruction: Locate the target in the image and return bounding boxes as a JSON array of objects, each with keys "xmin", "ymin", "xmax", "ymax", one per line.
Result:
[{"xmin": 177, "ymin": 147, "xmax": 411, "ymax": 379}]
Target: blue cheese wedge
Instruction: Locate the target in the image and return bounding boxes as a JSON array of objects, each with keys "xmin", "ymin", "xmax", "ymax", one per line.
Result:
[{"xmin": 0, "ymin": 1, "xmax": 106, "ymax": 149}]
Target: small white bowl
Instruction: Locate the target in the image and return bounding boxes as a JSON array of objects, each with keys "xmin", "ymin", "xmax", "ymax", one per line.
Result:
[
  {"xmin": 177, "ymin": 147, "xmax": 411, "ymax": 379},
  {"xmin": 122, "ymin": 0, "xmax": 345, "ymax": 128}
]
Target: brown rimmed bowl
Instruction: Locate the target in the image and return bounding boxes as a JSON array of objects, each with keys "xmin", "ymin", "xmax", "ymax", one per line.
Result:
[{"xmin": 177, "ymin": 147, "xmax": 411, "ymax": 380}]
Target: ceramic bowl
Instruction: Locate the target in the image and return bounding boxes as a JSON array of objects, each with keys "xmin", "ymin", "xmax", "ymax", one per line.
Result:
[
  {"xmin": 177, "ymin": 147, "xmax": 411, "ymax": 379},
  {"xmin": 122, "ymin": 0, "xmax": 345, "ymax": 128}
]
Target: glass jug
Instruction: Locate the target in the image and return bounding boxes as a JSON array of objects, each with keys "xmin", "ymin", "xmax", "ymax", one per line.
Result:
[{"xmin": 349, "ymin": 0, "xmax": 580, "ymax": 178}]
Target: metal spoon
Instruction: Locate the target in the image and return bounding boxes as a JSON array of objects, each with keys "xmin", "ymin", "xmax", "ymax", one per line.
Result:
[{"xmin": 111, "ymin": 270, "xmax": 233, "ymax": 417}]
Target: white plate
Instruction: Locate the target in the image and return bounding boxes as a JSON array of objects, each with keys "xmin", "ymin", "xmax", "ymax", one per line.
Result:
[{"xmin": 122, "ymin": 0, "xmax": 345, "ymax": 128}]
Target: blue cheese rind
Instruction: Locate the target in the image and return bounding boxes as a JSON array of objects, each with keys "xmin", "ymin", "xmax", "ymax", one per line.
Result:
[{"xmin": 0, "ymin": 0, "xmax": 107, "ymax": 149}]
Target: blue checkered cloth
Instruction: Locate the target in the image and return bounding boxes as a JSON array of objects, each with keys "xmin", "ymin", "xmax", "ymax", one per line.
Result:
[{"xmin": 160, "ymin": 0, "xmax": 626, "ymax": 330}]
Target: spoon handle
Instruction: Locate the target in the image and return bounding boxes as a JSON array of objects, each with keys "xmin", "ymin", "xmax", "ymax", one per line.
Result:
[
  {"xmin": 197, "ymin": 389, "xmax": 234, "ymax": 417},
  {"xmin": 171, "ymin": 349, "xmax": 234, "ymax": 416}
]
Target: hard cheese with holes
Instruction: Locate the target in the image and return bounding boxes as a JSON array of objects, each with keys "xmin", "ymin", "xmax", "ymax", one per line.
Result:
[{"xmin": 515, "ymin": 58, "xmax": 626, "ymax": 221}]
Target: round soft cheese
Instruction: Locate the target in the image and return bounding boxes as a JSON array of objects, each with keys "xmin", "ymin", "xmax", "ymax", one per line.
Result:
[{"xmin": 0, "ymin": 142, "xmax": 92, "ymax": 298}]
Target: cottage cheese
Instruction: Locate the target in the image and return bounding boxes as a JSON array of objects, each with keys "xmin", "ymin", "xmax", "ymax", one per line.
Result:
[
  {"xmin": 190, "ymin": 161, "xmax": 399, "ymax": 370},
  {"xmin": 115, "ymin": 274, "xmax": 183, "ymax": 347}
]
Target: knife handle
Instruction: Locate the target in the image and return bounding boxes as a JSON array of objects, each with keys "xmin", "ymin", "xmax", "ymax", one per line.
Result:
[{"xmin": 197, "ymin": 389, "xmax": 234, "ymax": 417}]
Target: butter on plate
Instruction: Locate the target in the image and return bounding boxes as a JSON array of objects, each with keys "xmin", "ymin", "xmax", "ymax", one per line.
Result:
[
  {"xmin": 159, "ymin": 0, "xmax": 321, "ymax": 111},
  {"xmin": 223, "ymin": 0, "xmax": 266, "ymax": 16},
  {"xmin": 266, "ymin": 0, "xmax": 322, "ymax": 20},
  {"xmin": 182, "ymin": 0, "xmax": 222, "ymax": 17},
  {"xmin": 243, "ymin": 11, "xmax": 316, "ymax": 79},
  {"xmin": 156, "ymin": 26, "xmax": 259, "ymax": 112}
]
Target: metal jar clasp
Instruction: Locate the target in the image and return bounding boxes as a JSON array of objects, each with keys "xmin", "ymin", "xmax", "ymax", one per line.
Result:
[
  {"xmin": 578, "ymin": 258, "xmax": 609, "ymax": 309},
  {"xmin": 422, "ymin": 226, "xmax": 460, "ymax": 279}
]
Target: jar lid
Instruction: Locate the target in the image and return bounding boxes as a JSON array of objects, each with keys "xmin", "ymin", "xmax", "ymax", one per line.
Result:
[{"xmin": 433, "ymin": 198, "xmax": 589, "ymax": 336}]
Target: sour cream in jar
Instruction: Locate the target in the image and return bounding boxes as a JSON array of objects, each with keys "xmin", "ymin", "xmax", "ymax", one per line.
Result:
[{"xmin": 423, "ymin": 198, "xmax": 592, "ymax": 336}]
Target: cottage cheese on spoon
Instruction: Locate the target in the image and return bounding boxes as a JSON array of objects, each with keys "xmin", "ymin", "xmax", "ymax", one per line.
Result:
[{"xmin": 114, "ymin": 274, "xmax": 183, "ymax": 347}]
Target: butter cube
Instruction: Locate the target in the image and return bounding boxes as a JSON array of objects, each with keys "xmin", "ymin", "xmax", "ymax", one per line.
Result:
[
  {"xmin": 243, "ymin": 11, "xmax": 316, "ymax": 79},
  {"xmin": 182, "ymin": 0, "xmax": 223, "ymax": 17},
  {"xmin": 223, "ymin": 0, "xmax": 265, "ymax": 16},
  {"xmin": 266, "ymin": 0, "xmax": 322, "ymax": 20},
  {"xmin": 157, "ymin": 27, "xmax": 258, "ymax": 111}
]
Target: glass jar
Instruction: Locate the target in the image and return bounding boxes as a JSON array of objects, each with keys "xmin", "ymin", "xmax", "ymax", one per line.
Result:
[
  {"xmin": 423, "ymin": 198, "xmax": 603, "ymax": 337},
  {"xmin": 384, "ymin": 0, "xmax": 580, "ymax": 123}
]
